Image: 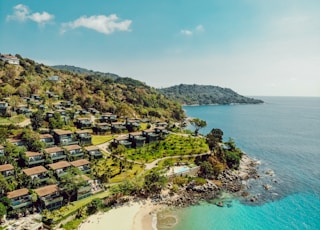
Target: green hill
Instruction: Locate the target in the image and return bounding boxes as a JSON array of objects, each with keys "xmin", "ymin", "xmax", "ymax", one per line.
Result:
[
  {"xmin": 158, "ymin": 84, "xmax": 263, "ymax": 105},
  {"xmin": 0, "ymin": 54, "xmax": 184, "ymax": 121}
]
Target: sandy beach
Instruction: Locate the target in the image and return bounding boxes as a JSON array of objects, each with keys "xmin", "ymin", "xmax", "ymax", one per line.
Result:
[{"xmin": 79, "ymin": 199, "xmax": 160, "ymax": 230}]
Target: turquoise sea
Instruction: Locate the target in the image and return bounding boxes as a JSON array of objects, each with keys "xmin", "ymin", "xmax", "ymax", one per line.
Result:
[{"xmin": 166, "ymin": 97, "xmax": 320, "ymax": 230}]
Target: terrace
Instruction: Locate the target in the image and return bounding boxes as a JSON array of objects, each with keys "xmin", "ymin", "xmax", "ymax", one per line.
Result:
[{"xmin": 93, "ymin": 122, "xmax": 111, "ymax": 135}]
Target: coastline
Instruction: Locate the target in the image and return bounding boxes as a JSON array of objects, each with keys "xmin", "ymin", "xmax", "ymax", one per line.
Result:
[
  {"xmin": 79, "ymin": 199, "xmax": 162, "ymax": 230},
  {"xmin": 78, "ymin": 153, "xmax": 260, "ymax": 230}
]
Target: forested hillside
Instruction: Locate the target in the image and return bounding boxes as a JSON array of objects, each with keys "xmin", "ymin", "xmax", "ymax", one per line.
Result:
[
  {"xmin": 158, "ymin": 84, "xmax": 263, "ymax": 105},
  {"xmin": 0, "ymin": 54, "xmax": 184, "ymax": 121}
]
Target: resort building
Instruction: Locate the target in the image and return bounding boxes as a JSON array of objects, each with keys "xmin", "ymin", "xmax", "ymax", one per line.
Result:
[
  {"xmin": 142, "ymin": 129, "xmax": 160, "ymax": 143},
  {"xmin": 0, "ymin": 54, "xmax": 20, "ymax": 65},
  {"xmin": 48, "ymin": 161, "xmax": 71, "ymax": 178},
  {"xmin": 84, "ymin": 145, "xmax": 103, "ymax": 159},
  {"xmin": 75, "ymin": 130, "xmax": 92, "ymax": 146},
  {"xmin": 76, "ymin": 117, "xmax": 92, "ymax": 129},
  {"xmin": 25, "ymin": 151, "xmax": 45, "ymax": 167},
  {"xmin": 22, "ymin": 166, "xmax": 49, "ymax": 185},
  {"xmin": 44, "ymin": 146, "xmax": 66, "ymax": 163},
  {"xmin": 128, "ymin": 132, "xmax": 146, "ymax": 148},
  {"xmin": 93, "ymin": 123, "xmax": 111, "ymax": 135},
  {"xmin": 70, "ymin": 159, "xmax": 91, "ymax": 174},
  {"xmin": 76, "ymin": 175, "xmax": 92, "ymax": 200},
  {"xmin": 0, "ymin": 164, "xmax": 14, "ymax": 178},
  {"xmin": 53, "ymin": 129, "xmax": 78, "ymax": 146},
  {"xmin": 39, "ymin": 134, "xmax": 55, "ymax": 147},
  {"xmin": 100, "ymin": 113, "xmax": 117, "ymax": 123},
  {"xmin": 112, "ymin": 135, "xmax": 132, "ymax": 148},
  {"xmin": 35, "ymin": 184, "xmax": 63, "ymax": 211},
  {"xmin": 64, "ymin": 144, "xmax": 84, "ymax": 160},
  {"xmin": 7, "ymin": 188, "xmax": 31, "ymax": 210}
]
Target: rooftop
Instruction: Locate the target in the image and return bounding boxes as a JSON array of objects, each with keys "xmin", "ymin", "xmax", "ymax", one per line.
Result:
[
  {"xmin": 64, "ymin": 144, "xmax": 81, "ymax": 151},
  {"xmin": 70, "ymin": 159, "xmax": 90, "ymax": 167},
  {"xmin": 25, "ymin": 151, "xmax": 43, "ymax": 157},
  {"xmin": 35, "ymin": 184, "xmax": 59, "ymax": 197},
  {"xmin": 48, "ymin": 161, "xmax": 71, "ymax": 170},
  {"xmin": 23, "ymin": 166, "xmax": 47, "ymax": 176},
  {"xmin": 84, "ymin": 145, "xmax": 99, "ymax": 151},
  {"xmin": 53, "ymin": 129, "xmax": 73, "ymax": 135},
  {"xmin": 44, "ymin": 146, "xmax": 64, "ymax": 154},
  {"xmin": 7, "ymin": 188, "xmax": 29, "ymax": 199},
  {"xmin": 0, "ymin": 164, "xmax": 14, "ymax": 172}
]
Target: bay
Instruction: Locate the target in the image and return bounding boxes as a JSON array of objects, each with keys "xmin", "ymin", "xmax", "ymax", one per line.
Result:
[{"xmin": 166, "ymin": 97, "xmax": 320, "ymax": 229}]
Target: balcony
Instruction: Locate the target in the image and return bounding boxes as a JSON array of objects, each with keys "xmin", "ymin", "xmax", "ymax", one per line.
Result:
[
  {"xmin": 79, "ymin": 165, "xmax": 91, "ymax": 173},
  {"xmin": 11, "ymin": 199, "xmax": 32, "ymax": 210},
  {"xmin": 51, "ymin": 153, "xmax": 66, "ymax": 162},
  {"xmin": 43, "ymin": 196, "xmax": 63, "ymax": 206},
  {"xmin": 89, "ymin": 150, "xmax": 102, "ymax": 158},
  {"xmin": 28, "ymin": 157, "xmax": 45, "ymax": 166}
]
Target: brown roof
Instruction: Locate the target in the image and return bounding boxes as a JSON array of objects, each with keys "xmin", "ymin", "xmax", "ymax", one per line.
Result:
[
  {"xmin": 115, "ymin": 135, "xmax": 130, "ymax": 141},
  {"xmin": 39, "ymin": 134, "xmax": 53, "ymax": 139},
  {"xmin": 70, "ymin": 159, "xmax": 90, "ymax": 167},
  {"xmin": 95, "ymin": 123, "xmax": 110, "ymax": 126},
  {"xmin": 44, "ymin": 146, "xmax": 64, "ymax": 154},
  {"xmin": 7, "ymin": 138, "xmax": 23, "ymax": 143},
  {"xmin": 25, "ymin": 151, "xmax": 43, "ymax": 157},
  {"xmin": 85, "ymin": 146, "xmax": 99, "ymax": 151},
  {"xmin": 129, "ymin": 131, "xmax": 143, "ymax": 136},
  {"xmin": 7, "ymin": 188, "xmax": 29, "ymax": 199},
  {"xmin": 48, "ymin": 161, "xmax": 71, "ymax": 170},
  {"xmin": 75, "ymin": 174, "xmax": 91, "ymax": 181},
  {"xmin": 0, "ymin": 164, "xmax": 14, "ymax": 172},
  {"xmin": 77, "ymin": 117, "xmax": 91, "ymax": 121},
  {"xmin": 64, "ymin": 144, "xmax": 81, "ymax": 151},
  {"xmin": 23, "ymin": 166, "xmax": 47, "ymax": 176},
  {"xmin": 35, "ymin": 184, "xmax": 59, "ymax": 197},
  {"xmin": 75, "ymin": 130, "xmax": 92, "ymax": 134},
  {"xmin": 0, "ymin": 145, "xmax": 4, "ymax": 149},
  {"xmin": 1, "ymin": 55, "xmax": 18, "ymax": 59},
  {"xmin": 53, "ymin": 129, "xmax": 73, "ymax": 135}
]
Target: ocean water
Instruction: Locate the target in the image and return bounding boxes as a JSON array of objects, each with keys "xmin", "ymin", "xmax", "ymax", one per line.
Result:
[{"xmin": 163, "ymin": 97, "xmax": 320, "ymax": 230}]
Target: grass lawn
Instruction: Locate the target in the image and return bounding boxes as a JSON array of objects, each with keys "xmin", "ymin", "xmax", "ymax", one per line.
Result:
[
  {"xmin": 124, "ymin": 134, "xmax": 209, "ymax": 163},
  {"xmin": 109, "ymin": 163, "xmax": 144, "ymax": 183},
  {"xmin": 92, "ymin": 135, "xmax": 116, "ymax": 145}
]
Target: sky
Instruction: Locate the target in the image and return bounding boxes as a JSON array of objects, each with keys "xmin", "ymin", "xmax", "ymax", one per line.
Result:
[{"xmin": 1, "ymin": 0, "xmax": 320, "ymax": 97}]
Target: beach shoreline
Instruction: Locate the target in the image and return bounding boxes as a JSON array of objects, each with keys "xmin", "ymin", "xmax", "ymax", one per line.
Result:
[{"xmin": 79, "ymin": 198, "xmax": 162, "ymax": 230}]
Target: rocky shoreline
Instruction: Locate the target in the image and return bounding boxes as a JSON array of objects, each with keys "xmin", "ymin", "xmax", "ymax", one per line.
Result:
[{"xmin": 152, "ymin": 154, "xmax": 261, "ymax": 207}]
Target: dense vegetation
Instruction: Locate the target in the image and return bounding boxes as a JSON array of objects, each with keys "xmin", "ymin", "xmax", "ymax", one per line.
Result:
[
  {"xmin": 158, "ymin": 84, "xmax": 263, "ymax": 105},
  {"xmin": 0, "ymin": 54, "xmax": 184, "ymax": 121}
]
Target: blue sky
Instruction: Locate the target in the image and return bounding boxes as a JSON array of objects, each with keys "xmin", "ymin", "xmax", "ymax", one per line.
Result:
[{"xmin": 1, "ymin": 0, "xmax": 320, "ymax": 96}]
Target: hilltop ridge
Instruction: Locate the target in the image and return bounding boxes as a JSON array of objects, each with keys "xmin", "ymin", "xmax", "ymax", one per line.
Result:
[{"xmin": 158, "ymin": 84, "xmax": 263, "ymax": 105}]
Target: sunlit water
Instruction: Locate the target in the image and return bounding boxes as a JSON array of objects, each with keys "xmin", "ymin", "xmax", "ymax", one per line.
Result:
[{"xmin": 159, "ymin": 97, "xmax": 320, "ymax": 230}]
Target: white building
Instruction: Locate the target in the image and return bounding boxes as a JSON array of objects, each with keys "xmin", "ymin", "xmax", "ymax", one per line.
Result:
[{"xmin": 0, "ymin": 54, "xmax": 20, "ymax": 65}]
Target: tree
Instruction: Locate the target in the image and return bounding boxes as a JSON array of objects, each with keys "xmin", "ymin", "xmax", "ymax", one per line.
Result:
[
  {"xmin": 199, "ymin": 161, "xmax": 214, "ymax": 179},
  {"xmin": 30, "ymin": 110, "xmax": 44, "ymax": 131},
  {"xmin": 206, "ymin": 128, "xmax": 224, "ymax": 150},
  {"xmin": 0, "ymin": 202, "xmax": 7, "ymax": 221},
  {"xmin": 60, "ymin": 168, "xmax": 85, "ymax": 203},
  {"xmin": 190, "ymin": 118, "xmax": 207, "ymax": 135},
  {"xmin": 143, "ymin": 171, "xmax": 167, "ymax": 194}
]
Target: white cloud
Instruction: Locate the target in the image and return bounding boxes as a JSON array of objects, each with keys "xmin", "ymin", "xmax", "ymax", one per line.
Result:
[
  {"xmin": 6, "ymin": 4, "xmax": 54, "ymax": 26},
  {"xmin": 61, "ymin": 14, "xmax": 132, "ymax": 35},
  {"xmin": 180, "ymin": 24, "xmax": 204, "ymax": 36},
  {"xmin": 180, "ymin": 29, "xmax": 192, "ymax": 36}
]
